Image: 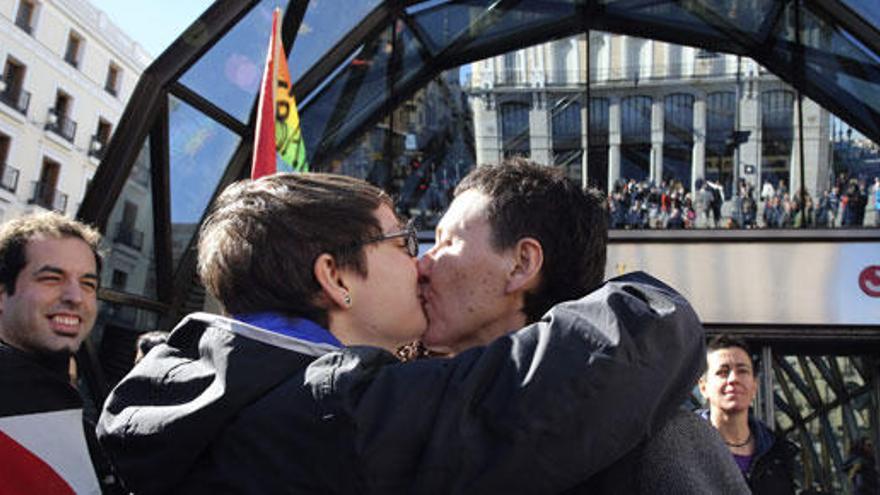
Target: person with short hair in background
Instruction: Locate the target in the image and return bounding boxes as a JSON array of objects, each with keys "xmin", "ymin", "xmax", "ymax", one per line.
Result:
[{"xmin": 699, "ymin": 335, "xmax": 798, "ymax": 494}]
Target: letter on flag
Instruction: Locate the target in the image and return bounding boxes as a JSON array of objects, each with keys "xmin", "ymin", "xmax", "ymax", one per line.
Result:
[{"xmin": 251, "ymin": 8, "xmax": 308, "ymax": 179}]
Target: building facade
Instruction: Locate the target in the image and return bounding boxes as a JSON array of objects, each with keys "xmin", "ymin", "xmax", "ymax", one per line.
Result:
[
  {"xmin": 0, "ymin": 0, "xmax": 149, "ymax": 222},
  {"xmin": 468, "ymin": 33, "xmax": 833, "ymax": 203}
]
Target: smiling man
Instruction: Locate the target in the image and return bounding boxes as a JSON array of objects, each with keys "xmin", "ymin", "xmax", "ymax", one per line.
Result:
[{"xmin": 0, "ymin": 212, "xmax": 104, "ymax": 494}]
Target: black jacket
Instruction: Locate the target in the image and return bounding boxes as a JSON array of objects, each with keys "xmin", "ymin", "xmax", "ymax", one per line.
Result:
[
  {"xmin": 749, "ymin": 418, "xmax": 798, "ymax": 495},
  {"xmin": 98, "ymin": 272, "xmax": 706, "ymax": 494}
]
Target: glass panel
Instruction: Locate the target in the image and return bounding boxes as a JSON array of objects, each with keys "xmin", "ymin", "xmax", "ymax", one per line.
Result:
[
  {"xmin": 840, "ymin": 0, "xmax": 880, "ymax": 32},
  {"xmin": 91, "ymin": 302, "xmax": 160, "ymax": 387},
  {"xmin": 551, "ymin": 92, "xmax": 583, "ymax": 182},
  {"xmin": 800, "ymin": 5, "xmax": 880, "ymax": 137},
  {"xmin": 168, "ymin": 95, "xmax": 241, "ymax": 267},
  {"xmin": 322, "ymin": 66, "xmax": 476, "ymax": 231},
  {"xmin": 100, "ymin": 140, "xmax": 157, "ymax": 299},
  {"xmin": 301, "ymin": 26, "xmax": 394, "ymax": 164},
  {"xmin": 773, "ymin": 354, "xmax": 878, "ymax": 493},
  {"xmin": 410, "ymin": 0, "xmax": 575, "ymax": 56},
  {"xmin": 588, "ymin": 97, "xmax": 609, "ymax": 192},
  {"xmin": 289, "ymin": 0, "xmax": 382, "ymax": 82},
  {"xmin": 600, "ymin": 0, "xmax": 737, "ymax": 41},
  {"xmin": 499, "ymin": 97, "xmax": 530, "ymax": 158},
  {"xmin": 179, "ymin": 0, "xmax": 289, "ymax": 124}
]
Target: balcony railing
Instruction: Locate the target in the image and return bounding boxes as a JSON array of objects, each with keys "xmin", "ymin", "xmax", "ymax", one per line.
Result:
[
  {"xmin": 481, "ymin": 62, "xmax": 754, "ymax": 89},
  {"xmin": 45, "ymin": 111, "xmax": 77, "ymax": 143},
  {"xmin": 113, "ymin": 222, "xmax": 144, "ymax": 251},
  {"xmin": 0, "ymin": 164, "xmax": 20, "ymax": 193},
  {"xmin": 89, "ymin": 135, "xmax": 107, "ymax": 159},
  {"xmin": 0, "ymin": 85, "xmax": 31, "ymax": 116},
  {"xmin": 29, "ymin": 181, "xmax": 67, "ymax": 213}
]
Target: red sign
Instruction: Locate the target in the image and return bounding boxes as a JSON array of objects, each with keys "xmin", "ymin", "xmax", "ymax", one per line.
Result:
[{"xmin": 859, "ymin": 265, "xmax": 880, "ymax": 298}]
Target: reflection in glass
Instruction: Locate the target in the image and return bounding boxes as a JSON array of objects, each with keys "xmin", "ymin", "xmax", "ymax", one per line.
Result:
[
  {"xmin": 774, "ymin": 354, "xmax": 878, "ymax": 493},
  {"xmin": 168, "ymin": 95, "xmax": 241, "ymax": 267},
  {"xmin": 180, "ymin": 1, "xmax": 288, "ymax": 123},
  {"xmin": 289, "ymin": 0, "xmax": 382, "ymax": 82},
  {"xmin": 321, "ymin": 68, "xmax": 475, "ymax": 230},
  {"xmin": 551, "ymin": 93, "xmax": 582, "ymax": 181},
  {"xmin": 500, "ymin": 97, "xmax": 530, "ymax": 158},
  {"xmin": 303, "ymin": 26, "xmax": 394, "ymax": 163},
  {"xmin": 588, "ymin": 98, "xmax": 609, "ymax": 192},
  {"xmin": 620, "ymin": 95, "xmax": 652, "ymax": 182},
  {"xmin": 92, "ymin": 302, "xmax": 160, "ymax": 386},
  {"xmin": 100, "ymin": 141, "xmax": 157, "ymax": 300},
  {"xmin": 705, "ymin": 91, "xmax": 736, "ymax": 197},
  {"xmin": 663, "ymin": 93, "xmax": 694, "ymax": 189},
  {"xmin": 760, "ymin": 90, "xmax": 794, "ymax": 197}
]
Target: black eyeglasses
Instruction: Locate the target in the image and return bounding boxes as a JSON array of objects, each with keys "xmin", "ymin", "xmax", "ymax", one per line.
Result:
[{"xmin": 358, "ymin": 219, "xmax": 419, "ymax": 257}]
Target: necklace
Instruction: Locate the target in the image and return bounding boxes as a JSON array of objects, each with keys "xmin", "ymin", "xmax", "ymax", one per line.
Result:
[{"xmin": 724, "ymin": 431, "xmax": 752, "ymax": 448}]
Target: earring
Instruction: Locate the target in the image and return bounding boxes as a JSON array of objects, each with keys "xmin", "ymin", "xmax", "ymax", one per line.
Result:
[{"xmin": 343, "ymin": 292, "xmax": 352, "ymax": 307}]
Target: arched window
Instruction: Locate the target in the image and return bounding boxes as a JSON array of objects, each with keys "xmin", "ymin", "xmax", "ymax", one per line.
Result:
[
  {"xmin": 551, "ymin": 94, "xmax": 582, "ymax": 177},
  {"xmin": 500, "ymin": 99, "xmax": 531, "ymax": 158},
  {"xmin": 663, "ymin": 93, "xmax": 694, "ymax": 188},
  {"xmin": 706, "ymin": 91, "xmax": 737, "ymax": 196},
  {"xmin": 621, "ymin": 95, "xmax": 652, "ymax": 181},
  {"xmin": 761, "ymin": 90, "xmax": 794, "ymax": 190},
  {"xmin": 588, "ymin": 97, "xmax": 610, "ymax": 191}
]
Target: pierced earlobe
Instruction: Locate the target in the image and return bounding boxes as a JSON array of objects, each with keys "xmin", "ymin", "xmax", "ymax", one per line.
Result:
[{"xmin": 343, "ymin": 292, "xmax": 352, "ymax": 307}]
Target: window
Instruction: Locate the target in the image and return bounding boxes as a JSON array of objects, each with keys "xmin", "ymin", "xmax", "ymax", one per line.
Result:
[
  {"xmin": 663, "ymin": 93, "xmax": 695, "ymax": 188},
  {"xmin": 91, "ymin": 119, "xmax": 112, "ymax": 158},
  {"xmin": 760, "ymin": 90, "xmax": 794, "ymax": 189},
  {"xmin": 0, "ymin": 133, "xmax": 18, "ymax": 193},
  {"xmin": 500, "ymin": 99, "xmax": 531, "ymax": 158},
  {"xmin": 47, "ymin": 91, "xmax": 76, "ymax": 142},
  {"xmin": 15, "ymin": 0, "xmax": 36, "ymax": 34},
  {"xmin": 32, "ymin": 157, "xmax": 65, "ymax": 212},
  {"xmin": 105, "ymin": 63, "xmax": 121, "ymax": 96},
  {"xmin": 621, "ymin": 95, "xmax": 653, "ymax": 181},
  {"xmin": 64, "ymin": 31, "xmax": 84, "ymax": 68},
  {"xmin": 111, "ymin": 270, "xmax": 128, "ymax": 291},
  {"xmin": 588, "ymin": 98, "xmax": 610, "ymax": 192},
  {"xmin": 1, "ymin": 58, "xmax": 30, "ymax": 115}
]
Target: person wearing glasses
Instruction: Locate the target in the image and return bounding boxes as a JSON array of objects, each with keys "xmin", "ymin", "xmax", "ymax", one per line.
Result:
[{"xmin": 99, "ymin": 171, "xmax": 706, "ymax": 493}]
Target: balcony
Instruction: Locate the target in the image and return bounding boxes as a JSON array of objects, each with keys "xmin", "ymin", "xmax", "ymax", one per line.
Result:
[
  {"xmin": 45, "ymin": 110, "xmax": 77, "ymax": 143},
  {"xmin": 29, "ymin": 181, "xmax": 68, "ymax": 213},
  {"xmin": 114, "ymin": 222, "xmax": 144, "ymax": 251},
  {"xmin": 89, "ymin": 135, "xmax": 107, "ymax": 160},
  {"xmin": 0, "ymin": 164, "xmax": 20, "ymax": 193},
  {"xmin": 0, "ymin": 83, "xmax": 31, "ymax": 116}
]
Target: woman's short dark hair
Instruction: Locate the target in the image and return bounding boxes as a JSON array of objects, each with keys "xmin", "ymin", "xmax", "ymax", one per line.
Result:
[
  {"xmin": 706, "ymin": 334, "xmax": 757, "ymax": 373},
  {"xmin": 197, "ymin": 173, "xmax": 391, "ymax": 327},
  {"xmin": 455, "ymin": 158, "xmax": 608, "ymax": 323}
]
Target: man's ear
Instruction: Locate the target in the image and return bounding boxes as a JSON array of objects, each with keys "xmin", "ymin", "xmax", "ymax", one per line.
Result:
[
  {"xmin": 313, "ymin": 254, "xmax": 350, "ymax": 309},
  {"xmin": 505, "ymin": 237, "xmax": 543, "ymax": 294}
]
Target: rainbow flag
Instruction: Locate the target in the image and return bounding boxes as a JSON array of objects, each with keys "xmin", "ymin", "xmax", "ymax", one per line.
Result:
[{"xmin": 252, "ymin": 8, "xmax": 308, "ymax": 179}]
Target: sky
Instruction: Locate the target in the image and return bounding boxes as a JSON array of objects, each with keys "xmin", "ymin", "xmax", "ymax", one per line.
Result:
[{"xmin": 88, "ymin": 0, "xmax": 216, "ymax": 57}]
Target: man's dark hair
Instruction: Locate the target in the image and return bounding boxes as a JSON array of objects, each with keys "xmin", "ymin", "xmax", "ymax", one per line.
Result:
[
  {"xmin": 706, "ymin": 334, "xmax": 757, "ymax": 372},
  {"xmin": 0, "ymin": 211, "xmax": 103, "ymax": 295},
  {"xmin": 455, "ymin": 158, "xmax": 607, "ymax": 323},
  {"xmin": 198, "ymin": 173, "xmax": 391, "ymax": 327}
]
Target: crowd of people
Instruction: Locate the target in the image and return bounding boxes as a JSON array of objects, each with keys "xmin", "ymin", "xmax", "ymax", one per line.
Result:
[{"xmin": 606, "ymin": 174, "xmax": 880, "ymax": 230}]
